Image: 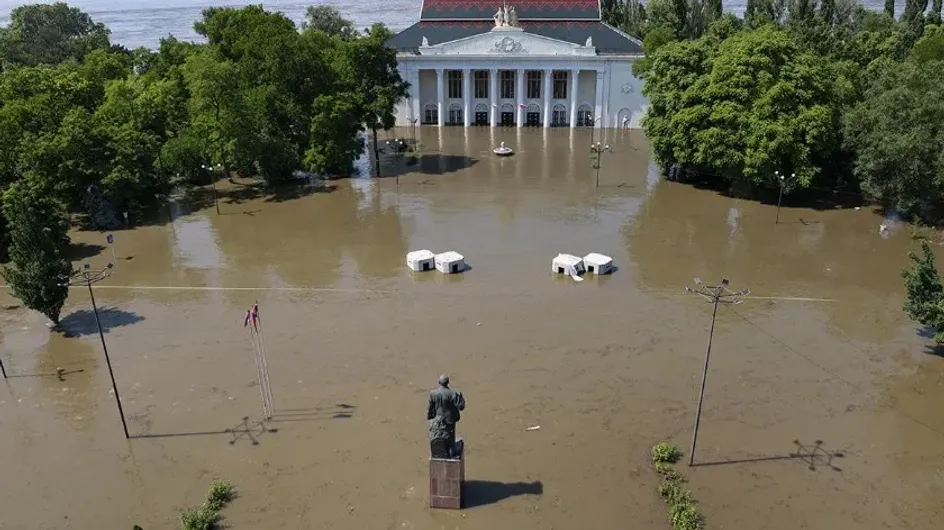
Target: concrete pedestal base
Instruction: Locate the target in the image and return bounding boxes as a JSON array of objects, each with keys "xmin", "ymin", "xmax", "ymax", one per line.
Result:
[{"xmin": 429, "ymin": 442, "xmax": 465, "ymax": 509}]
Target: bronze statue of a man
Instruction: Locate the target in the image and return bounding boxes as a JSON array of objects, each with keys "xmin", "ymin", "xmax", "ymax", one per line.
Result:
[{"xmin": 427, "ymin": 374, "xmax": 465, "ymax": 458}]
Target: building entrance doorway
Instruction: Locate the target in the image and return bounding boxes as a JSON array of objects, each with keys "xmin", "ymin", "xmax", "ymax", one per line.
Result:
[
  {"xmin": 526, "ymin": 112, "xmax": 540, "ymax": 126},
  {"xmin": 474, "ymin": 112, "xmax": 488, "ymax": 125},
  {"xmin": 500, "ymin": 112, "xmax": 514, "ymax": 126}
]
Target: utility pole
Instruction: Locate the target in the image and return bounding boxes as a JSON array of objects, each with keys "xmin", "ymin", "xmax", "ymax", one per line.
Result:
[
  {"xmin": 61, "ymin": 262, "xmax": 129, "ymax": 439},
  {"xmin": 591, "ymin": 142, "xmax": 610, "ymax": 187},
  {"xmin": 775, "ymin": 170, "xmax": 795, "ymax": 224},
  {"xmin": 684, "ymin": 277, "xmax": 749, "ymax": 466}
]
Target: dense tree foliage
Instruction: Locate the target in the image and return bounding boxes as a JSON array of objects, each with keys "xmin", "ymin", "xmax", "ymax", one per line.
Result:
[
  {"xmin": 845, "ymin": 57, "xmax": 944, "ymax": 216},
  {"xmin": 0, "ymin": 3, "xmax": 406, "ymax": 321},
  {"xmin": 604, "ymin": 0, "xmax": 944, "ymax": 222},
  {"xmin": 643, "ymin": 25, "xmax": 838, "ymax": 191},
  {"xmin": 0, "ymin": 2, "xmax": 111, "ymax": 67},
  {"xmin": 0, "ymin": 2, "xmax": 405, "ymax": 211},
  {"xmin": 1, "ymin": 176, "xmax": 72, "ymax": 323},
  {"xmin": 902, "ymin": 241, "xmax": 944, "ymax": 343}
]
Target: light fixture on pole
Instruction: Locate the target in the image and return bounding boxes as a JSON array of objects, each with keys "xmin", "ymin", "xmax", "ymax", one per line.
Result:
[
  {"xmin": 775, "ymin": 170, "xmax": 795, "ymax": 224},
  {"xmin": 60, "ymin": 262, "xmax": 129, "ymax": 439},
  {"xmin": 591, "ymin": 142, "xmax": 610, "ymax": 187},
  {"xmin": 684, "ymin": 276, "xmax": 749, "ymax": 466}
]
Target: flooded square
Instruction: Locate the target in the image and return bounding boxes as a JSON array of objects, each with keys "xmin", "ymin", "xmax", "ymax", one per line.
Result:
[{"xmin": 1, "ymin": 127, "xmax": 942, "ymax": 529}]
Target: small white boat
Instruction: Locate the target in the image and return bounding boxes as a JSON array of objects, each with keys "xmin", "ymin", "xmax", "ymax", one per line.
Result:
[{"xmin": 493, "ymin": 141, "xmax": 514, "ymax": 156}]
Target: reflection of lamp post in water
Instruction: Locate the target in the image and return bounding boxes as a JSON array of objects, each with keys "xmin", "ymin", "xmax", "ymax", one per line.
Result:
[
  {"xmin": 201, "ymin": 164, "xmax": 221, "ymax": 215},
  {"xmin": 589, "ymin": 116, "xmax": 603, "ymax": 149},
  {"xmin": 684, "ymin": 277, "xmax": 749, "ymax": 466},
  {"xmin": 591, "ymin": 142, "xmax": 609, "ymax": 187},
  {"xmin": 774, "ymin": 170, "xmax": 795, "ymax": 224},
  {"xmin": 60, "ymin": 262, "xmax": 130, "ymax": 439}
]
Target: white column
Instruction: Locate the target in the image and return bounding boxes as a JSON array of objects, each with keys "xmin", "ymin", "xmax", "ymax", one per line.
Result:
[
  {"xmin": 436, "ymin": 68, "xmax": 445, "ymax": 127},
  {"xmin": 542, "ymin": 69, "xmax": 552, "ymax": 128},
  {"xmin": 569, "ymin": 69, "xmax": 579, "ymax": 129},
  {"xmin": 462, "ymin": 68, "xmax": 471, "ymax": 127},
  {"xmin": 516, "ymin": 68, "xmax": 525, "ymax": 127},
  {"xmin": 411, "ymin": 69, "xmax": 421, "ymax": 124},
  {"xmin": 489, "ymin": 68, "xmax": 498, "ymax": 127},
  {"xmin": 594, "ymin": 70, "xmax": 604, "ymax": 129}
]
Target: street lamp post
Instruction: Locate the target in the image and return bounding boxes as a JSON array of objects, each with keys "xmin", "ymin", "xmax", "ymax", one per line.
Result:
[
  {"xmin": 591, "ymin": 142, "xmax": 610, "ymax": 187},
  {"xmin": 684, "ymin": 277, "xmax": 750, "ymax": 466},
  {"xmin": 61, "ymin": 263, "xmax": 129, "ymax": 439},
  {"xmin": 775, "ymin": 170, "xmax": 795, "ymax": 224}
]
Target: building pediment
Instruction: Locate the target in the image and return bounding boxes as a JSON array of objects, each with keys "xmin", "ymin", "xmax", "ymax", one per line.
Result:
[{"xmin": 418, "ymin": 27, "xmax": 595, "ymax": 56}]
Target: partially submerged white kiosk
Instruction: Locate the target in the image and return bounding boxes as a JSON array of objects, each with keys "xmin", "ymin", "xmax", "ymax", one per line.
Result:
[
  {"xmin": 583, "ymin": 253, "xmax": 614, "ymax": 275},
  {"xmin": 407, "ymin": 249, "xmax": 436, "ymax": 272},
  {"xmin": 552, "ymin": 254, "xmax": 585, "ymax": 276},
  {"xmin": 435, "ymin": 251, "xmax": 466, "ymax": 274}
]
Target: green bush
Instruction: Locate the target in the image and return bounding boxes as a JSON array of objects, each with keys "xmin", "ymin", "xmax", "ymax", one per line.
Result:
[
  {"xmin": 669, "ymin": 501, "xmax": 702, "ymax": 530},
  {"xmin": 658, "ymin": 480, "xmax": 692, "ymax": 505},
  {"xmin": 180, "ymin": 507, "xmax": 218, "ymax": 530},
  {"xmin": 180, "ymin": 480, "xmax": 235, "ymax": 530},
  {"xmin": 204, "ymin": 480, "xmax": 234, "ymax": 512},
  {"xmin": 655, "ymin": 462, "xmax": 684, "ymax": 482},
  {"xmin": 651, "ymin": 442, "xmax": 681, "ymax": 464}
]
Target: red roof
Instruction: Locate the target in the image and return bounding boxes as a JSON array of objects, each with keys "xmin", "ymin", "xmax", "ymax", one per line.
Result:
[{"xmin": 420, "ymin": 0, "xmax": 601, "ymax": 20}]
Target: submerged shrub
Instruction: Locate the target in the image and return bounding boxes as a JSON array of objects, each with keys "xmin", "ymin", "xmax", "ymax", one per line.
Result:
[{"xmin": 652, "ymin": 442, "xmax": 681, "ymax": 464}]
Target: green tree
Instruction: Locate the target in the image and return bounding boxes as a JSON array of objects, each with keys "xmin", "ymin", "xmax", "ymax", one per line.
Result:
[
  {"xmin": 620, "ymin": 0, "xmax": 649, "ymax": 39},
  {"xmin": 646, "ymin": 0, "xmax": 681, "ymax": 36},
  {"xmin": 886, "ymin": 0, "xmax": 896, "ymax": 18},
  {"xmin": 305, "ymin": 93, "xmax": 364, "ymax": 176},
  {"xmin": 672, "ymin": 0, "xmax": 689, "ymax": 37},
  {"xmin": 302, "ymin": 5, "xmax": 358, "ymax": 39},
  {"xmin": 901, "ymin": 241, "xmax": 944, "ymax": 343},
  {"xmin": 343, "ymin": 25, "xmax": 409, "ymax": 178},
  {"xmin": 643, "ymin": 26, "xmax": 838, "ymax": 191},
  {"xmin": 632, "ymin": 26, "xmax": 676, "ymax": 77},
  {"xmin": 909, "ymin": 24, "xmax": 944, "ymax": 62},
  {"xmin": 931, "ymin": 0, "xmax": 943, "ymax": 24},
  {"xmin": 1, "ymin": 176, "xmax": 71, "ymax": 324},
  {"xmin": 0, "ymin": 2, "xmax": 111, "ymax": 67},
  {"xmin": 844, "ymin": 58, "xmax": 944, "ymax": 219},
  {"xmin": 708, "ymin": 0, "xmax": 723, "ymax": 20}
]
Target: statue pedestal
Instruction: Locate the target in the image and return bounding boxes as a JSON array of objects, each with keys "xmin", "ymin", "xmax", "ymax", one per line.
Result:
[{"xmin": 429, "ymin": 440, "xmax": 465, "ymax": 509}]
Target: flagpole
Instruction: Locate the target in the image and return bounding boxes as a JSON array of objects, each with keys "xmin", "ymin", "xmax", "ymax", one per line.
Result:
[
  {"xmin": 252, "ymin": 326, "xmax": 273, "ymax": 419},
  {"xmin": 246, "ymin": 311, "xmax": 270, "ymax": 420},
  {"xmin": 253, "ymin": 303, "xmax": 275, "ymax": 416},
  {"xmin": 249, "ymin": 328, "xmax": 269, "ymax": 420}
]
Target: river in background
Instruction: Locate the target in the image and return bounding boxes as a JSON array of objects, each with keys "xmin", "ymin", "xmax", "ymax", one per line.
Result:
[
  {"xmin": 0, "ymin": 0, "xmax": 913, "ymax": 49},
  {"xmin": 1, "ymin": 127, "xmax": 943, "ymax": 529}
]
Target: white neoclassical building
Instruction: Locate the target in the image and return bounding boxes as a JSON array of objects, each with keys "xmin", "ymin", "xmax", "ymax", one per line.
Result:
[{"xmin": 387, "ymin": 0, "xmax": 647, "ymax": 129}]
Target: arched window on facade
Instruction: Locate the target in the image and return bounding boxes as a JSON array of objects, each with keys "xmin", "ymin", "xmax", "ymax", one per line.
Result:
[
  {"xmin": 474, "ymin": 103, "xmax": 489, "ymax": 126},
  {"xmin": 499, "ymin": 103, "xmax": 515, "ymax": 126},
  {"xmin": 423, "ymin": 103, "xmax": 438, "ymax": 125},
  {"xmin": 617, "ymin": 108, "xmax": 632, "ymax": 129},
  {"xmin": 448, "ymin": 103, "xmax": 463, "ymax": 125},
  {"xmin": 525, "ymin": 103, "xmax": 541, "ymax": 127},
  {"xmin": 576, "ymin": 104, "xmax": 593, "ymax": 127},
  {"xmin": 551, "ymin": 104, "xmax": 567, "ymax": 127}
]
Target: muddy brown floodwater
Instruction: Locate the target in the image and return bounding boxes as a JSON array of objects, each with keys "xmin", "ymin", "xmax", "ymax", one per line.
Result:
[{"xmin": 2, "ymin": 127, "xmax": 943, "ymax": 530}]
